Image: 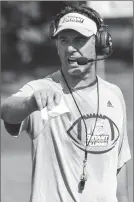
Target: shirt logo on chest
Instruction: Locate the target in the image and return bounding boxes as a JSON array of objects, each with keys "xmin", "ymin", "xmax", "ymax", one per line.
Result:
[
  {"xmin": 67, "ymin": 113, "xmax": 120, "ymax": 154},
  {"xmin": 107, "ymin": 100, "xmax": 114, "ymax": 108}
]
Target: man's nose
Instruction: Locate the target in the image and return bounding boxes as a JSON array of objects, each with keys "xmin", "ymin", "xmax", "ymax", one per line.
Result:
[{"xmin": 67, "ymin": 44, "xmax": 77, "ymax": 53}]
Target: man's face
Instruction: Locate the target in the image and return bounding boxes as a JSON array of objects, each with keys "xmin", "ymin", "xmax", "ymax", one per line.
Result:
[{"xmin": 56, "ymin": 30, "xmax": 96, "ymax": 77}]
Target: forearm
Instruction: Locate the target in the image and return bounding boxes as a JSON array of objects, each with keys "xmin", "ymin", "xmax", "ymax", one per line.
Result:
[
  {"xmin": 1, "ymin": 96, "xmax": 35, "ymax": 124},
  {"xmin": 117, "ymin": 164, "xmax": 129, "ymax": 202},
  {"xmin": 117, "ymin": 195, "xmax": 129, "ymax": 202}
]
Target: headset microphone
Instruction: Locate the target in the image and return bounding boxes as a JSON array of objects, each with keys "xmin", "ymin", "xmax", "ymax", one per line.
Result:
[
  {"xmin": 76, "ymin": 53, "xmax": 112, "ymax": 65},
  {"xmin": 76, "ymin": 57, "xmax": 94, "ymax": 65}
]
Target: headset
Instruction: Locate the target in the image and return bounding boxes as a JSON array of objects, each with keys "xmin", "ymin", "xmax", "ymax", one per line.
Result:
[
  {"xmin": 89, "ymin": 7, "xmax": 113, "ymax": 56},
  {"xmin": 49, "ymin": 6, "xmax": 113, "ymax": 58}
]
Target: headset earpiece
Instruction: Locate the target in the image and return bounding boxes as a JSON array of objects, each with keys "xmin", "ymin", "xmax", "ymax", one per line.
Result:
[
  {"xmin": 82, "ymin": 7, "xmax": 113, "ymax": 57},
  {"xmin": 95, "ymin": 25, "xmax": 113, "ymax": 56}
]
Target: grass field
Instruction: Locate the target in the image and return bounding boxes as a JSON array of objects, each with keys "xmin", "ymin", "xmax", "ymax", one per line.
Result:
[{"xmin": 1, "ymin": 60, "xmax": 133, "ymax": 202}]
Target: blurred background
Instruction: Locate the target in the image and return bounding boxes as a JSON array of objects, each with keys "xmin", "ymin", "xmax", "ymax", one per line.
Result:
[{"xmin": 1, "ymin": 1, "xmax": 133, "ymax": 202}]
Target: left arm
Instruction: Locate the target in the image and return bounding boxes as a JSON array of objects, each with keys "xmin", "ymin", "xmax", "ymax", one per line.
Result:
[
  {"xmin": 117, "ymin": 163, "xmax": 129, "ymax": 202},
  {"xmin": 115, "ymin": 86, "xmax": 131, "ymax": 202}
]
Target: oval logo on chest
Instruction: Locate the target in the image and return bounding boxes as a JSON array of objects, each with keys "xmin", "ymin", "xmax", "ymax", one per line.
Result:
[{"xmin": 67, "ymin": 113, "xmax": 120, "ymax": 154}]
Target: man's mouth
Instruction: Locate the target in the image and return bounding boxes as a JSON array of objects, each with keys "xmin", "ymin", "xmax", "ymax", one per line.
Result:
[{"xmin": 68, "ymin": 57, "xmax": 77, "ymax": 63}]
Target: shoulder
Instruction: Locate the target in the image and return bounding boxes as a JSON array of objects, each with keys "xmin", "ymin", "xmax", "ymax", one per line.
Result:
[
  {"xmin": 27, "ymin": 70, "xmax": 63, "ymax": 92},
  {"xmin": 98, "ymin": 77, "xmax": 126, "ymax": 114},
  {"xmin": 12, "ymin": 70, "xmax": 63, "ymax": 98},
  {"xmin": 98, "ymin": 76, "xmax": 125, "ymax": 103}
]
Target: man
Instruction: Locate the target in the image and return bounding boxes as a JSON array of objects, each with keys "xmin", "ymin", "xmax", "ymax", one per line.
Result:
[{"xmin": 1, "ymin": 5, "xmax": 131, "ymax": 202}]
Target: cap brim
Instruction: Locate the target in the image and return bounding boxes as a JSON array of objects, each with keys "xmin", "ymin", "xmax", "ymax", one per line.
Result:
[{"xmin": 53, "ymin": 24, "xmax": 94, "ymax": 38}]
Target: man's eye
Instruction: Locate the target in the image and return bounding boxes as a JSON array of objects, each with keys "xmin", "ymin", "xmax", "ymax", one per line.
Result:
[
  {"xmin": 60, "ymin": 39, "xmax": 68, "ymax": 43},
  {"xmin": 75, "ymin": 38, "xmax": 87, "ymax": 43}
]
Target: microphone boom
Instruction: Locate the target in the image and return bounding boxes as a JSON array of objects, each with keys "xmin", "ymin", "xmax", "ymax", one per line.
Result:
[{"xmin": 76, "ymin": 52, "xmax": 112, "ymax": 65}]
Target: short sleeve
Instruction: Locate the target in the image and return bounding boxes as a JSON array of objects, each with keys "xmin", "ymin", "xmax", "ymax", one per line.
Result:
[
  {"xmin": 11, "ymin": 83, "xmax": 35, "ymax": 98},
  {"xmin": 117, "ymin": 90, "xmax": 131, "ymax": 169},
  {"xmin": 18, "ymin": 116, "xmax": 29, "ymax": 136}
]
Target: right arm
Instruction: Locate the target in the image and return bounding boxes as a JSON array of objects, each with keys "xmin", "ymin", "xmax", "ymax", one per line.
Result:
[
  {"xmin": 1, "ymin": 96, "xmax": 36, "ymax": 124},
  {"xmin": 1, "ymin": 88, "xmax": 61, "ymax": 135}
]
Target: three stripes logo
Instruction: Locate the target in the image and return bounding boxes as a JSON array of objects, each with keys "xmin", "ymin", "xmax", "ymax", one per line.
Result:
[{"xmin": 107, "ymin": 101, "xmax": 114, "ymax": 107}]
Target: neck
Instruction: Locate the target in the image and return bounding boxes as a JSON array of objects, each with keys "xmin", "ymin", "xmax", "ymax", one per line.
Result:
[{"xmin": 61, "ymin": 66, "xmax": 97, "ymax": 90}]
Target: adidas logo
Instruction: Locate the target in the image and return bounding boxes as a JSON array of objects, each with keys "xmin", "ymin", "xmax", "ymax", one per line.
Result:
[{"xmin": 107, "ymin": 101, "xmax": 114, "ymax": 107}]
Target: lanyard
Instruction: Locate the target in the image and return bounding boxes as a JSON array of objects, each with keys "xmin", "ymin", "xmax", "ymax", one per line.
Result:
[{"xmin": 61, "ymin": 70, "xmax": 99, "ymax": 192}]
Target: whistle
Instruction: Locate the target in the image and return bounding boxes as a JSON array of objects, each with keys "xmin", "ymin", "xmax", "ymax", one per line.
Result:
[
  {"xmin": 78, "ymin": 173, "xmax": 87, "ymax": 192},
  {"xmin": 79, "ymin": 178, "xmax": 86, "ymax": 191}
]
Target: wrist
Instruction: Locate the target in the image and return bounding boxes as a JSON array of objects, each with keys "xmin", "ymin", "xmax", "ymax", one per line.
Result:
[{"xmin": 117, "ymin": 195, "xmax": 129, "ymax": 202}]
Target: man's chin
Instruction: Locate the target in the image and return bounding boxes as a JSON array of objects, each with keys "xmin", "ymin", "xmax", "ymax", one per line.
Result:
[{"xmin": 68, "ymin": 68, "xmax": 89, "ymax": 78}]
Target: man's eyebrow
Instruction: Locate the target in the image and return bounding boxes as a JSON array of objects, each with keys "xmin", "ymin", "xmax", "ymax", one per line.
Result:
[
  {"xmin": 58, "ymin": 36, "xmax": 67, "ymax": 39},
  {"xmin": 75, "ymin": 36, "xmax": 87, "ymax": 39},
  {"xmin": 75, "ymin": 35, "xmax": 92, "ymax": 39}
]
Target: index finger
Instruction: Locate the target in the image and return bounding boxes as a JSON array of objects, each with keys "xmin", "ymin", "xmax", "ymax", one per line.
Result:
[{"xmin": 54, "ymin": 92, "xmax": 61, "ymax": 105}]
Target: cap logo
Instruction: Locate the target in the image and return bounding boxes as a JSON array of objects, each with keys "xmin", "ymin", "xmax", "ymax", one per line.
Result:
[
  {"xmin": 62, "ymin": 16, "xmax": 84, "ymax": 24},
  {"xmin": 53, "ymin": 13, "xmax": 98, "ymax": 37}
]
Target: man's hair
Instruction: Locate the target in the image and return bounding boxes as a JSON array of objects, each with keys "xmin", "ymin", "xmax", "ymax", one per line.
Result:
[{"xmin": 53, "ymin": 5, "xmax": 103, "ymax": 31}]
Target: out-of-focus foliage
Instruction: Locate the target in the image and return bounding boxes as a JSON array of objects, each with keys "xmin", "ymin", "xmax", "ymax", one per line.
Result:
[
  {"xmin": 1, "ymin": 1, "xmax": 86, "ymax": 70},
  {"xmin": 1, "ymin": 1, "xmax": 133, "ymax": 71}
]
